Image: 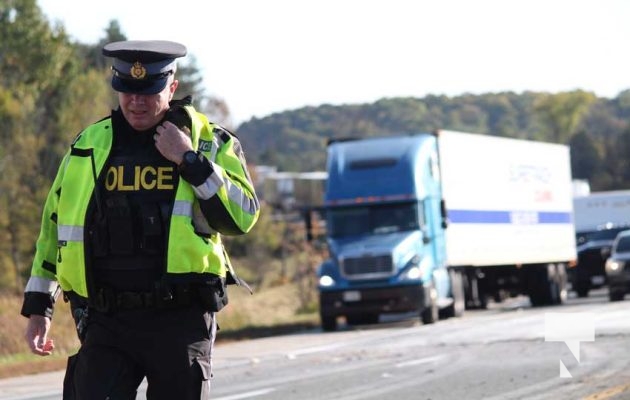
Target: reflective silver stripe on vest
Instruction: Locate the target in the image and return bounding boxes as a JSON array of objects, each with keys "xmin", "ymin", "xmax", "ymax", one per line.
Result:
[
  {"xmin": 172, "ymin": 200, "xmax": 193, "ymax": 218},
  {"xmin": 196, "ymin": 163, "xmax": 259, "ymax": 215},
  {"xmin": 208, "ymin": 135, "xmax": 220, "ymax": 163},
  {"xmin": 25, "ymin": 276, "xmax": 59, "ymax": 295},
  {"xmin": 58, "ymin": 225, "xmax": 84, "ymax": 242},
  {"xmin": 226, "ymin": 177, "xmax": 259, "ymax": 215},
  {"xmin": 205, "ymin": 128, "xmax": 226, "ymax": 163},
  {"xmin": 192, "ymin": 170, "xmax": 223, "ymax": 200}
]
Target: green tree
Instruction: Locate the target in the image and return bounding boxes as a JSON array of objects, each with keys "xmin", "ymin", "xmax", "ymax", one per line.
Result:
[
  {"xmin": 0, "ymin": 0, "xmax": 79, "ymax": 291},
  {"xmin": 534, "ymin": 90, "xmax": 597, "ymax": 143},
  {"xmin": 611, "ymin": 123, "xmax": 630, "ymax": 189},
  {"xmin": 569, "ymin": 131, "xmax": 603, "ymax": 186}
]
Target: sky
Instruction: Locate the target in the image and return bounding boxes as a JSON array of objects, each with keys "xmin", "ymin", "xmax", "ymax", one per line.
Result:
[{"xmin": 38, "ymin": 0, "xmax": 630, "ymax": 125}]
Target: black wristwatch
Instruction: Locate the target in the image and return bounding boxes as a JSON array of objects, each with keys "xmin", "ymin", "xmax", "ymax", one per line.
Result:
[{"xmin": 179, "ymin": 150, "xmax": 198, "ymax": 171}]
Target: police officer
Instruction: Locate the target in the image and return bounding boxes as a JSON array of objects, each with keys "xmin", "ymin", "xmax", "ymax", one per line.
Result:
[{"xmin": 21, "ymin": 40, "xmax": 260, "ymax": 399}]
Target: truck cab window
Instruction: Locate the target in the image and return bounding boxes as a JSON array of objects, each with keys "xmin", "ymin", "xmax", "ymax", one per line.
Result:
[{"xmin": 327, "ymin": 202, "xmax": 419, "ymax": 238}]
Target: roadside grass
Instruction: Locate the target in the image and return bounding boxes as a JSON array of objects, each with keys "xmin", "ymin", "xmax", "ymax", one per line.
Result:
[{"xmin": 0, "ymin": 283, "xmax": 319, "ymax": 378}]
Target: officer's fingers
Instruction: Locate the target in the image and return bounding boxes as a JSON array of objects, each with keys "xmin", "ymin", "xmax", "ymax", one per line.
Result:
[
  {"xmin": 42, "ymin": 338, "xmax": 55, "ymax": 352},
  {"xmin": 159, "ymin": 120, "xmax": 177, "ymax": 133},
  {"xmin": 25, "ymin": 316, "xmax": 53, "ymax": 356},
  {"xmin": 26, "ymin": 334, "xmax": 46, "ymax": 355},
  {"xmin": 156, "ymin": 123, "xmax": 168, "ymax": 135},
  {"xmin": 29, "ymin": 337, "xmax": 54, "ymax": 356},
  {"xmin": 25, "ymin": 322, "xmax": 40, "ymax": 346},
  {"xmin": 25, "ymin": 334, "xmax": 39, "ymax": 353}
]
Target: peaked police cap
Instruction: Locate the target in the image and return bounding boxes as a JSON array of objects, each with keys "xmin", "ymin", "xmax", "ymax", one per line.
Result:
[{"xmin": 102, "ymin": 40, "xmax": 187, "ymax": 95}]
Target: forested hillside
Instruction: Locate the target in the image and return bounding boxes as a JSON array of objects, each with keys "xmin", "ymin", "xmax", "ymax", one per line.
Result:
[
  {"xmin": 237, "ymin": 92, "xmax": 630, "ymax": 191},
  {"xmin": 2, "ymin": 0, "xmax": 630, "ymax": 295}
]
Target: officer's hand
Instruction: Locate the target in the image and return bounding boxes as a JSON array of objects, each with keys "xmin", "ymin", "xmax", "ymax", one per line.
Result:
[
  {"xmin": 154, "ymin": 120, "xmax": 194, "ymax": 165},
  {"xmin": 25, "ymin": 315, "xmax": 55, "ymax": 356}
]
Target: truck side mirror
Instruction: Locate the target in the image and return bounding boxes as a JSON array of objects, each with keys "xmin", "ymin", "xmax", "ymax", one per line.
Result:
[
  {"xmin": 303, "ymin": 209, "xmax": 313, "ymax": 242},
  {"xmin": 440, "ymin": 199, "xmax": 448, "ymax": 229}
]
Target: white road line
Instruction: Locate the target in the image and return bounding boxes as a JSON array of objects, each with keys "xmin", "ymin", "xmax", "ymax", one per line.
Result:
[
  {"xmin": 0, "ymin": 390, "xmax": 62, "ymax": 400},
  {"xmin": 395, "ymin": 354, "xmax": 445, "ymax": 368},
  {"xmin": 286, "ymin": 343, "xmax": 346, "ymax": 358},
  {"xmin": 214, "ymin": 387, "xmax": 276, "ymax": 400}
]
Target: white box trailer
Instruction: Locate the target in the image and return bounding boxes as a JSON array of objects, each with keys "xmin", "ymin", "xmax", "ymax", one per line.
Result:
[
  {"xmin": 573, "ymin": 190, "xmax": 630, "ymax": 233},
  {"xmin": 437, "ymin": 130, "xmax": 577, "ymax": 307}
]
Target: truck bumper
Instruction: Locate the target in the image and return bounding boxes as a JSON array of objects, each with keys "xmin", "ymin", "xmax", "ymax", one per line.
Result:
[{"xmin": 319, "ymin": 285, "xmax": 424, "ymax": 318}]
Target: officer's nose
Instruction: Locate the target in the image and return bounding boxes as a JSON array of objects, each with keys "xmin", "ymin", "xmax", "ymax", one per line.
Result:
[{"xmin": 129, "ymin": 94, "xmax": 146, "ymax": 104}]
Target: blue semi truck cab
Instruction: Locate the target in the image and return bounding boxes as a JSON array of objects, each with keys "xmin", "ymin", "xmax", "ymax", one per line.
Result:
[
  {"xmin": 317, "ymin": 134, "xmax": 463, "ymax": 331},
  {"xmin": 316, "ymin": 131, "xmax": 575, "ymax": 331}
]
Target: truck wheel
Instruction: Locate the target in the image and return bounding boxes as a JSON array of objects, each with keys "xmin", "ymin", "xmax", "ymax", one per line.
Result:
[
  {"xmin": 462, "ymin": 270, "xmax": 488, "ymax": 309},
  {"xmin": 421, "ymin": 285, "xmax": 438, "ymax": 324},
  {"xmin": 442, "ymin": 270, "xmax": 465, "ymax": 318},
  {"xmin": 609, "ymin": 288, "xmax": 625, "ymax": 302},
  {"xmin": 321, "ymin": 315, "xmax": 337, "ymax": 332},
  {"xmin": 528, "ymin": 264, "xmax": 565, "ymax": 307},
  {"xmin": 555, "ymin": 263, "xmax": 568, "ymax": 305},
  {"xmin": 575, "ymin": 283, "xmax": 590, "ymax": 298}
]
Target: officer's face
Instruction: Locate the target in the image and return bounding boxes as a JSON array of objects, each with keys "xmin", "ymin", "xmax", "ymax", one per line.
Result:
[{"xmin": 119, "ymin": 78, "xmax": 178, "ymax": 131}]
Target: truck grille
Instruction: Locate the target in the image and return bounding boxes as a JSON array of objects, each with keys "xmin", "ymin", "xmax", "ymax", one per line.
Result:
[{"xmin": 341, "ymin": 255, "xmax": 394, "ymax": 279}]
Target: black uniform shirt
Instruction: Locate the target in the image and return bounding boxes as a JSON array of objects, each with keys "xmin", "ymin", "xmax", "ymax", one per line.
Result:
[{"xmin": 91, "ymin": 109, "xmax": 179, "ymax": 292}]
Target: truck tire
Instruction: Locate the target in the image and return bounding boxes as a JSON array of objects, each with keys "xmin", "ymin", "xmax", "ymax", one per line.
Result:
[
  {"xmin": 462, "ymin": 269, "xmax": 488, "ymax": 309},
  {"xmin": 528, "ymin": 263, "xmax": 565, "ymax": 306},
  {"xmin": 421, "ymin": 285, "xmax": 438, "ymax": 324},
  {"xmin": 555, "ymin": 263, "xmax": 568, "ymax": 305},
  {"xmin": 609, "ymin": 287, "xmax": 625, "ymax": 302},
  {"xmin": 574, "ymin": 269, "xmax": 590, "ymax": 297},
  {"xmin": 442, "ymin": 270, "xmax": 465, "ymax": 318},
  {"xmin": 321, "ymin": 315, "xmax": 337, "ymax": 332},
  {"xmin": 575, "ymin": 283, "xmax": 590, "ymax": 298}
]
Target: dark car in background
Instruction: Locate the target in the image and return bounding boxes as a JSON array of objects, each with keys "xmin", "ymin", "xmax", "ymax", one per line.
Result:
[
  {"xmin": 605, "ymin": 230, "xmax": 630, "ymax": 301},
  {"xmin": 570, "ymin": 224, "xmax": 630, "ymax": 297}
]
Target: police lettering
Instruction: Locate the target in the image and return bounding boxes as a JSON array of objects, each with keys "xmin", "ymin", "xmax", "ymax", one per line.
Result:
[{"xmin": 105, "ymin": 165, "xmax": 174, "ymax": 191}]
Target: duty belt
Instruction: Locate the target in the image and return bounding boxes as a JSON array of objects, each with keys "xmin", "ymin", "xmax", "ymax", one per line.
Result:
[{"xmin": 92, "ymin": 284, "xmax": 194, "ymax": 313}]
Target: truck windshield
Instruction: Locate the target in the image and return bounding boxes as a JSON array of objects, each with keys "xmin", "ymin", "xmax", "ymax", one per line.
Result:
[{"xmin": 327, "ymin": 202, "xmax": 419, "ymax": 238}]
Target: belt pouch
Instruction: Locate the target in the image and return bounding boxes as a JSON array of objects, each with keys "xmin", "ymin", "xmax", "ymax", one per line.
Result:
[{"xmin": 197, "ymin": 278, "xmax": 228, "ymax": 312}]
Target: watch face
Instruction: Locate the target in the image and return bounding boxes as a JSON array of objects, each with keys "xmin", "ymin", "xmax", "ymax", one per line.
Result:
[{"xmin": 184, "ymin": 151, "xmax": 197, "ymax": 164}]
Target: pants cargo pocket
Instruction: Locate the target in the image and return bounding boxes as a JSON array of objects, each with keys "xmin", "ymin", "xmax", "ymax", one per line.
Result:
[{"xmin": 194, "ymin": 356, "xmax": 212, "ymax": 398}]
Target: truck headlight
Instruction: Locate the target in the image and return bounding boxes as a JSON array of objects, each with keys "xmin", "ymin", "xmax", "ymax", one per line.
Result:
[
  {"xmin": 319, "ymin": 275, "xmax": 335, "ymax": 287},
  {"xmin": 405, "ymin": 266, "xmax": 422, "ymax": 280},
  {"xmin": 606, "ymin": 260, "xmax": 623, "ymax": 273}
]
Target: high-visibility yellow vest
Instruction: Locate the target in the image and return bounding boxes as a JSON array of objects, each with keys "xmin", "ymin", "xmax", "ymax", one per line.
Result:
[{"xmin": 25, "ymin": 105, "xmax": 259, "ymax": 299}]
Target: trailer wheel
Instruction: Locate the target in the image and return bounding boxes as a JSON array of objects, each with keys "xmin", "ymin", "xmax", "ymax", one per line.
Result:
[
  {"xmin": 421, "ymin": 285, "xmax": 438, "ymax": 324},
  {"xmin": 575, "ymin": 283, "xmax": 590, "ymax": 298},
  {"xmin": 321, "ymin": 315, "xmax": 338, "ymax": 332},
  {"xmin": 555, "ymin": 263, "xmax": 568, "ymax": 304},
  {"xmin": 442, "ymin": 270, "xmax": 465, "ymax": 318},
  {"xmin": 528, "ymin": 263, "xmax": 565, "ymax": 306},
  {"xmin": 463, "ymin": 269, "xmax": 488, "ymax": 309}
]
